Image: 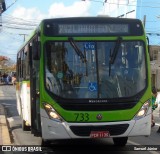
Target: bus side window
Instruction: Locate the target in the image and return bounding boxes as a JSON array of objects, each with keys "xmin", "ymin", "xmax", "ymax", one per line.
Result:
[
  {"xmin": 24, "ymin": 44, "xmax": 30, "ymax": 80},
  {"xmin": 17, "ymin": 53, "xmax": 21, "ymax": 82},
  {"xmin": 22, "ymin": 47, "xmax": 26, "ymax": 79},
  {"xmin": 45, "ymin": 42, "xmax": 52, "ymax": 73},
  {"xmin": 20, "ymin": 50, "xmax": 24, "ymax": 79},
  {"xmin": 22, "ymin": 49, "xmax": 28, "ymax": 80},
  {"xmin": 33, "ymin": 36, "xmax": 41, "ymax": 60}
]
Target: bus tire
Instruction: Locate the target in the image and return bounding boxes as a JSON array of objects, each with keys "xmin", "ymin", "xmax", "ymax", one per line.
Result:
[
  {"xmin": 113, "ymin": 137, "xmax": 128, "ymax": 146},
  {"xmin": 41, "ymin": 139, "xmax": 51, "ymax": 146},
  {"xmin": 22, "ymin": 119, "xmax": 30, "ymax": 131}
]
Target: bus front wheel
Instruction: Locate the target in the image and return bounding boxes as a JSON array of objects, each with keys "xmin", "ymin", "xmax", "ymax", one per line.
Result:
[
  {"xmin": 41, "ymin": 139, "xmax": 51, "ymax": 146},
  {"xmin": 113, "ymin": 137, "xmax": 128, "ymax": 146}
]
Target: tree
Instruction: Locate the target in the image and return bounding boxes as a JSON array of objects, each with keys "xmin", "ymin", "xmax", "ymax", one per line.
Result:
[
  {"xmin": 0, "ymin": 56, "xmax": 16, "ymax": 73},
  {"xmin": 0, "ymin": 55, "xmax": 8, "ymax": 61}
]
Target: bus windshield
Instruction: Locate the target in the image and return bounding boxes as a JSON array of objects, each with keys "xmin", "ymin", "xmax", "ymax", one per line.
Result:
[{"xmin": 45, "ymin": 40, "xmax": 146, "ymax": 99}]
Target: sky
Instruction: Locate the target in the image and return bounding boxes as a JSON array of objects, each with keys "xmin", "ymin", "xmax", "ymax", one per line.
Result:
[{"xmin": 0, "ymin": 0, "xmax": 106, "ymax": 61}]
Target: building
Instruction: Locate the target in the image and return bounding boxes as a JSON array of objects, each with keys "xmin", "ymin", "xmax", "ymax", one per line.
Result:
[
  {"xmin": 150, "ymin": 46, "xmax": 160, "ymax": 90},
  {"xmin": 105, "ymin": 0, "xmax": 160, "ymax": 89}
]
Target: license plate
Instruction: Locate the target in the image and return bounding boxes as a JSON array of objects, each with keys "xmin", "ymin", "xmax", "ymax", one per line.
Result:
[{"xmin": 90, "ymin": 131, "xmax": 110, "ymax": 138}]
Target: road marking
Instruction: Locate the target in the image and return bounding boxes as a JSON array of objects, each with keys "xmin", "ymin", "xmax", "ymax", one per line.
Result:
[{"xmin": 128, "ymin": 140, "xmax": 159, "ymax": 154}]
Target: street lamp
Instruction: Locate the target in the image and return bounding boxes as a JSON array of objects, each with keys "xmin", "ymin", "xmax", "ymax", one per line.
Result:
[
  {"xmin": 0, "ymin": 0, "xmax": 17, "ymax": 14},
  {"xmin": 0, "ymin": 0, "xmax": 6, "ymax": 14},
  {"xmin": 0, "ymin": 0, "xmax": 17, "ymax": 28},
  {"xmin": 0, "ymin": 0, "xmax": 6, "ymax": 27}
]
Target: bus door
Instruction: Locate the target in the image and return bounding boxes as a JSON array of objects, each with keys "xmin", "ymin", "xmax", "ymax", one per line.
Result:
[{"xmin": 30, "ymin": 37, "xmax": 41, "ymax": 136}]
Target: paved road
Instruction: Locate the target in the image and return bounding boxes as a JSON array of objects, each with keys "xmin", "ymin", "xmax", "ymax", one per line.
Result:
[{"xmin": 0, "ymin": 84, "xmax": 160, "ymax": 154}]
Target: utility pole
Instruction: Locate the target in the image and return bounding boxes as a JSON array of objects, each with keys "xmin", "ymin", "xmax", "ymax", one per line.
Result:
[
  {"xmin": 19, "ymin": 34, "xmax": 28, "ymax": 42},
  {"xmin": 143, "ymin": 15, "xmax": 146, "ymax": 28}
]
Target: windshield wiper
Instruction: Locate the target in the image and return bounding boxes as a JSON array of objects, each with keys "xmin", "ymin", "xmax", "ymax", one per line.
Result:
[
  {"xmin": 109, "ymin": 37, "xmax": 122, "ymax": 76},
  {"xmin": 68, "ymin": 37, "xmax": 87, "ymax": 63}
]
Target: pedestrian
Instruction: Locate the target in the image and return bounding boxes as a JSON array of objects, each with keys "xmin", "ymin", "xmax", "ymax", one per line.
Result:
[
  {"xmin": 0, "ymin": 75, "xmax": 2, "ymax": 83},
  {"xmin": 151, "ymin": 86, "xmax": 158, "ymax": 127},
  {"xmin": 6, "ymin": 75, "xmax": 10, "ymax": 85},
  {"xmin": 156, "ymin": 92, "xmax": 160, "ymax": 133},
  {"xmin": 11, "ymin": 74, "xmax": 16, "ymax": 86},
  {"xmin": 3, "ymin": 73, "xmax": 7, "ymax": 85}
]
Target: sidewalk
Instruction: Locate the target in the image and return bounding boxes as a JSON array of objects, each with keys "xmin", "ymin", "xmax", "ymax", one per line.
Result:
[{"xmin": 0, "ymin": 99, "xmax": 11, "ymax": 145}]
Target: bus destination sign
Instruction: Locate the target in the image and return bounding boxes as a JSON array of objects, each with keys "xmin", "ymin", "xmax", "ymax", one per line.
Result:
[{"xmin": 58, "ymin": 24, "xmax": 129, "ymax": 35}]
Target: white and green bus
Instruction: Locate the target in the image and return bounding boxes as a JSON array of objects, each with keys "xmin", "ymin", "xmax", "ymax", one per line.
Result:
[{"xmin": 16, "ymin": 17, "xmax": 151, "ymax": 146}]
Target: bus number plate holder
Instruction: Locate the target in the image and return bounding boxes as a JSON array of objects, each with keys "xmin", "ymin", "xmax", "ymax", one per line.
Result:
[{"xmin": 90, "ymin": 131, "xmax": 110, "ymax": 138}]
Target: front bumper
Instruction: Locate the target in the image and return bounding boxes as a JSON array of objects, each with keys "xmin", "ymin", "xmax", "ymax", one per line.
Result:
[{"xmin": 40, "ymin": 109, "xmax": 151, "ymax": 140}]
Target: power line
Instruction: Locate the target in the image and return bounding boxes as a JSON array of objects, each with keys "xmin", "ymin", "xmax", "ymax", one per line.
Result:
[
  {"xmin": 107, "ymin": 1, "xmax": 160, "ymax": 8},
  {"xmin": 1, "ymin": 21, "xmax": 38, "ymax": 26},
  {"xmin": 0, "ymin": 13, "xmax": 39, "ymax": 31},
  {"xmin": 5, "ymin": 0, "xmax": 18, "ymax": 11},
  {"xmin": 1, "ymin": 29, "xmax": 28, "ymax": 36},
  {"xmin": 85, "ymin": 0, "xmax": 160, "ymax": 8},
  {"xmin": 2, "ymin": 25, "xmax": 34, "ymax": 30},
  {"xmin": 0, "ymin": 30, "xmax": 25, "ymax": 42},
  {"xmin": 3, "ymin": 13, "xmax": 40, "ymax": 24}
]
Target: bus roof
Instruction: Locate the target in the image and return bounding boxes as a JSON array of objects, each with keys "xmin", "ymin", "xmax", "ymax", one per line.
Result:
[{"xmin": 42, "ymin": 17, "xmax": 144, "ymax": 37}]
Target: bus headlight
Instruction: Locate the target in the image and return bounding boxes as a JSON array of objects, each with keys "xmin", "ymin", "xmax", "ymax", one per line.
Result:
[
  {"xmin": 44, "ymin": 103, "xmax": 63, "ymax": 122},
  {"xmin": 134, "ymin": 100, "xmax": 150, "ymax": 120}
]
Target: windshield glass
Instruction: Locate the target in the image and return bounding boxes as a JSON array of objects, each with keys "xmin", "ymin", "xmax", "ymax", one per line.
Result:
[{"xmin": 45, "ymin": 41, "xmax": 146, "ymax": 99}]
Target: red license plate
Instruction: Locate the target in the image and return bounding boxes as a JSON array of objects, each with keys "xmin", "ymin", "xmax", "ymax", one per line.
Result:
[{"xmin": 90, "ymin": 131, "xmax": 110, "ymax": 138}]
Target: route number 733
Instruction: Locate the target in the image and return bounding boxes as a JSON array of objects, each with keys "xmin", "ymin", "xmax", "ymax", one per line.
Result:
[{"xmin": 74, "ymin": 113, "xmax": 90, "ymax": 122}]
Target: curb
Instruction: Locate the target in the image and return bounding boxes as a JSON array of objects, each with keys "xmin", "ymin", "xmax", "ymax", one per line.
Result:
[{"xmin": 0, "ymin": 104, "xmax": 11, "ymax": 145}]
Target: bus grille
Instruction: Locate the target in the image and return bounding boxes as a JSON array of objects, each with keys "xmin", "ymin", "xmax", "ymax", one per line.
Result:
[{"xmin": 70, "ymin": 124, "xmax": 129, "ymax": 136}]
